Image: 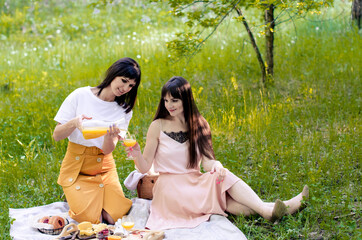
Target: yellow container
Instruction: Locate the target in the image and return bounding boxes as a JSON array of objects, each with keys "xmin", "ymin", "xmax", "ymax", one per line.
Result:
[
  {"xmin": 107, "ymin": 236, "xmax": 122, "ymax": 239},
  {"xmin": 82, "ymin": 127, "xmax": 109, "ymax": 139}
]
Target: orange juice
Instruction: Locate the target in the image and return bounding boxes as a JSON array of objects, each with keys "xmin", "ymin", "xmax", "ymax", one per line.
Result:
[
  {"xmin": 107, "ymin": 236, "xmax": 122, "ymax": 240},
  {"xmin": 82, "ymin": 127, "xmax": 109, "ymax": 139},
  {"xmin": 123, "ymin": 139, "xmax": 137, "ymax": 147},
  {"xmin": 121, "ymin": 221, "xmax": 135, "ymax": 231}
]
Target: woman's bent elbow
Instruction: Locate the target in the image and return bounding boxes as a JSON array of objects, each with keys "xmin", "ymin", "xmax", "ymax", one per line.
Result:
[{"xmin": 53, "ymin": 134, "xmax": 62, "ymax": 142}]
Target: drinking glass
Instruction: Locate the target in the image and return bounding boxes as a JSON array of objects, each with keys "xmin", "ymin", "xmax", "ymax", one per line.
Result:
[
  {"xmin": 121, "ymin": 215, "xmax": 135, "ymax": 236},
  {"xmin": 123, "ymin": 133, "xmax": 137, "ymax": 160}
]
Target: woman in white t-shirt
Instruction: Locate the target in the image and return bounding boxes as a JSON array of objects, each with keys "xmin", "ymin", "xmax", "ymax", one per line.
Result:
[{"xmin": 53, "ymin": 57, "xmax": 141, "ymax": 224}]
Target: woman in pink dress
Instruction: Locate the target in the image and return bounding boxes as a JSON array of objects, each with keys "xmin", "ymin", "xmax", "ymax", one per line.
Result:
[{"xmin": 128, "ymin": 76, "xmax": 309, "ymax": 230}]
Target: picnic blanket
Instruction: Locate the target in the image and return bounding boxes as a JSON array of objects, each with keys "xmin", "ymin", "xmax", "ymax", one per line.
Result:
[{"xmin": 9, "ymin": 198, "xmax": 247, "ymax": 240}]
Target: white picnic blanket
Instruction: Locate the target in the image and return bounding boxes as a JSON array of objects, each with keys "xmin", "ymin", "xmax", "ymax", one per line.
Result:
[{"xmin": 9, "ymin": 199, "xmax": 247, "ymax": 240}]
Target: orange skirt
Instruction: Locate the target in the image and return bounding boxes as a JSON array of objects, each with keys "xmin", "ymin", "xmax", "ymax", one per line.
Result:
[{"xmin": 60, "ymin": 142, "xmax": 132, "ymax": 223}]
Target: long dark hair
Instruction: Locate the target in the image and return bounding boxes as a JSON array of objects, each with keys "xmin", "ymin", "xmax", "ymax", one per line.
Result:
[
  {"xmin": 153, "ymin": 76, "xmax": 215, "ymax": 168},
  {"xmin": 97, "ymin": 57, "xmax": 141, "ymax": 113}
]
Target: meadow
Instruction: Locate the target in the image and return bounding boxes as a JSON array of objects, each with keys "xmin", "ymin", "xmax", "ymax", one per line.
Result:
[{"xmin": 0, "ymin": 0, "xmax": 360, "ymax": 239}]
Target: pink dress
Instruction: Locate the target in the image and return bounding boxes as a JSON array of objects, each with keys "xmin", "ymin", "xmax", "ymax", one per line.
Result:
[{"xmin": 146, "ymin": 131, "xmax": 240, "ymax": 230}]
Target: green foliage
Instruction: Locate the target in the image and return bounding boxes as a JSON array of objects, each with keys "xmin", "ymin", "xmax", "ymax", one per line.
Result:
[
  {"xmin": 160, "ymin": 0, "xmax": 335, "ymax": 61},
  {"xmin": 0, "ymin": 0, "xmax": 361, "ymax": 239}
]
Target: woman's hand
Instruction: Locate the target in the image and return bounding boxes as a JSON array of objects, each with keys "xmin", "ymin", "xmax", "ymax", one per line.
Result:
[
  {"xmin": 210, "ymin": 161, "xmax": 226, "ymax": 184},
  {"xmin": 74, "ymin": 114, "xmax": 92, "ymax": 130},
  {"xmin": 124, "ymin": 142, "xmax": 141, "ymax": 159},
  {"xmin": 53, "ymin": 114, "xmax": 92, "ymax": 141},
  {"xmin": 104, "ymin": 124, "xmax": 121, "ymax": 139},
  {"xmin": 102, "ymin": 124, "xmax": 121, "ymax": 154}
]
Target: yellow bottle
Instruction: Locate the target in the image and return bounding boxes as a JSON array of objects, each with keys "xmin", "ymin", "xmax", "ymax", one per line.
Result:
[
  {"xmin": 82, "ymin": 127, "xmax": 109, "ymax": 139},
  {"xmin": 81, "ymin": 118, "xmax": 127, "ymax": 140}
]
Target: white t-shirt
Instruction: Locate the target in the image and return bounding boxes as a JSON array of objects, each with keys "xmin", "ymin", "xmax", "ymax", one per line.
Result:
[{"xmin": 54, "ymin": 86, "xmax": 133, "ymax": 149}]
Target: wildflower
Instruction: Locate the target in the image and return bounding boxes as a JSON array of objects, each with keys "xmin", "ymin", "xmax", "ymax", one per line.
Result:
[
  {"xmin": 137, "ymin": 55, "xmax": 141, "ymax": 59},
  {"xmin": 141, "ymin": 16, "xmax": 151, "ymax": 23},
  {"xmin": 93, "ymin": 8, "xmax": 100, "ymax": 14}
]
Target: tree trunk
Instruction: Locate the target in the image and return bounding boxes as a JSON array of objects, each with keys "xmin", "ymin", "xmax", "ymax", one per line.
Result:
[
  {"xmin": 352, "ymin": 0, "xmax": 362, "ymax": 29},
  {"xmin": 265, "ymin": 4, "xmax": 275, "ymax": 79},
  {"xmin": 235, "ymin": 8, "xmax": 266, "ymax": 85}
]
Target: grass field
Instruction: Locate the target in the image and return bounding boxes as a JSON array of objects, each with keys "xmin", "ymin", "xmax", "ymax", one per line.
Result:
[{"xmin": 0, "ymin": 0, "xmax": 361, "ymax": 239}]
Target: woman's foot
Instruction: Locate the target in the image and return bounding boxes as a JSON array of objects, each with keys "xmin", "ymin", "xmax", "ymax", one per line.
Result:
[
  {"xmin": 285, "ymin": 185, "xmax": 309, "ymax": 215},
  {"xmin": 270, "ymin": 199, "xmax": 288, "ymax": 222}
]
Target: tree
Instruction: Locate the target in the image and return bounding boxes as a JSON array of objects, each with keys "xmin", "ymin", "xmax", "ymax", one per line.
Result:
[
  {"xmin": 352, "ymin": 0, "xmax": 362, "ymax": 29},
  {"xmin": 156, "ymin": 0, "xmax": 334, "ymax": 86}
]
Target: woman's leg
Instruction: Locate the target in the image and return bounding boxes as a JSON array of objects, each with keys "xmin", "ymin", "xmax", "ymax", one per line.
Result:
[
  {"xmin": 252, "ymin": 185, "xmax": 309, "ymax": 214},
  {"xmin": 227, "ymin": 180, "xmax": 287, "ymax": 221},
  {"xmin": 102, "ymin": 209, "xmax": 115, "ymax": 224},
  {"xmin": 226, "ymin": 181, "xmax": 309, "ymax": 220},
  {"xmin": 226, "ymin": 196, "xmax": 256, "ymax": 216}
]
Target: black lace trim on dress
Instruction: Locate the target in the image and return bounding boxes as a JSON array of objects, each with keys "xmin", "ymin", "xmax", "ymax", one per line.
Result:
[{"xmin": 163, "ymin": 131, "xmax": 189, "ymax": 143}]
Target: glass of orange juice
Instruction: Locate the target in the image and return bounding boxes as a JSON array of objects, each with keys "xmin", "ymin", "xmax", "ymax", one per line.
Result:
[
  {"xmin": 123, "ymin": 133, "xmax": 137, "ymax": 160},
  {"xmin": 121, "ymin": 215, "xmax": 135, "ymax": 236}
]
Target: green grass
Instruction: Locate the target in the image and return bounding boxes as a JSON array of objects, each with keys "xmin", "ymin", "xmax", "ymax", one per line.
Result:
[{"xmin": 1, "ymin": 0, "xmax": 361, "ymax": 239}]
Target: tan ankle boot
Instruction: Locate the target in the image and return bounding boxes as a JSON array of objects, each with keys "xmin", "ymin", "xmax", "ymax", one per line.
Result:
[{"xmin": 270, "ymin": 199, "xmax": 288, "ymax": 222}]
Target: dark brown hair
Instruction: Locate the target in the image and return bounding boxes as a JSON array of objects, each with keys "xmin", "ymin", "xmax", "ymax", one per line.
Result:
[
  {"xmin": 97, "ymin": 57, "xmax": 141, "ymax": 113},
  {"xmin": 153, "ymin": 76, "xmax": 215, "ymax": 168}
]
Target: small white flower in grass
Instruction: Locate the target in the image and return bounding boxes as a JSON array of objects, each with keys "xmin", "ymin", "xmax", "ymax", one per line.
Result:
[
  {"xmin": 147, "ymin": 26, "xmax": 150, "ymax": 29},
  {"xmin": 208, "ymin": 57, "xmax": 211, "ymax": 60},
  {"xmin": 7, "ymin": 60, "xmax": 11, "ymax": 65},
  {"xmin": 56, "ymin": 29, "xmax": 61, "ymax": 34},
  {"xmin": 316, "ymin": 27, "xmax": 319, "ymax": 31},
  {"xmin": 82, "ymin": 44, "xmax": 86, "ymax": 47},
  {"xmin": 93, "ymin": 8, "xmax": 100, "ymax": 14},
  {"xmin": 291, "ymin": 40, "xmax": 295, "ymax": 44},
  {"xmin": 128, "ymin": 35, "xmax": 131, "ymax": 38},
  {"xmin": 141, "ymin": 16, "xmax": 151, "ymax": 23},
  {"xmin": 121, "ymin": 42, "xmax": 125, "ymax": 45},
  {"xmin": 132, "ymin": 37, "xmax": 136, "ymax": 40},
  {"xmin": 141, "ymin": 40, "xmax": 145, "ymax": 44},
  {"xmin": 44, "ymin": 47, "xmax": 48, "ymax": 51},
  {"xmin": 24, "ymin": 53, "xmax": 28, "ymax": 57},
  {"xmin": 33, "ymin": 47, "xmax": 37, "ymax": 51},
  {"xmin": 11, "ymin": 51, "xmax": 16, "ymax": 55},
  {"xmin": 168, "ymin": 55, "xmax": 171, "ymax": 58},
  {"xmin": 137, "ymin": 55, "xmax": 141, "ymax": 59},
  {"xmin": 133, "ymin": 32, "xmax": 137, "ymax": 35},
  {"xmin": 236, "ymin": 49, "xmax": 239, "ymax": 53},
  {"xmin": 221, "ymin": 46, "xmax": 224, "ymax": 50}
]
